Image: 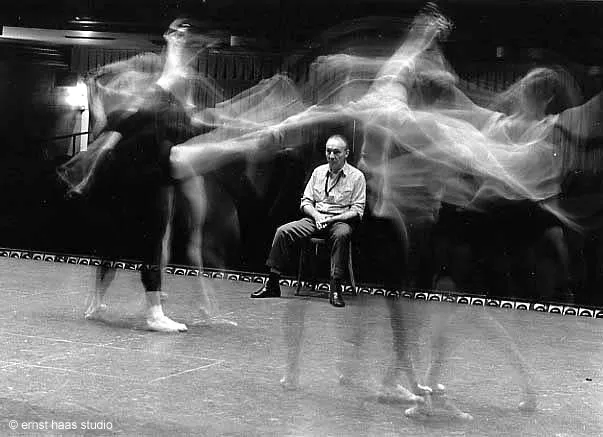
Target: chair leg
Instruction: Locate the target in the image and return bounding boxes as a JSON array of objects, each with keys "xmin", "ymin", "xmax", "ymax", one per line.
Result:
[
  {"xmin": 348, "ymin": 243, "xmax": 357, "ymax": 295},
  {"xmin": 296, "ymin": 246, "xmax": 304, "ymax": 296},
  {"xmin": 311, "ymin": 243, "xmax": 319, "ymax": 291}
]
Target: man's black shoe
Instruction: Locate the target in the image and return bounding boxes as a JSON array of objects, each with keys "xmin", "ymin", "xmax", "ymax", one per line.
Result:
[
  {"xmin": 251, "ymin": 281, "xmax": 281, "ymax": 298},
  {"xmin": 329, "ymin": 280, "xmax": 345, "ymax": 307},
  {"xmin": 329, "ymin": 289, "xmax": 345, "ymax": 307}
]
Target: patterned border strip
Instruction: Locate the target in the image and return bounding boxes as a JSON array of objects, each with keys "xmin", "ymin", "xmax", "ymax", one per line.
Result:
[{"xmin": 1, "ymin": 248, "xmax": 602, "ymax": 318}]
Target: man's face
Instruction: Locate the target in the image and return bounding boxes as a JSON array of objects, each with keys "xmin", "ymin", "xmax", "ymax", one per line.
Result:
[{"xmin": 325, "ymin": 138, "xmax": 348, "ymax": 172}]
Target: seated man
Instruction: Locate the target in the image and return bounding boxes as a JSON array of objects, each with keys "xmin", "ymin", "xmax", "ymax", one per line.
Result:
[{"xmin": 251, "ymin": 134, "xmax": 366, "ymax": 307}]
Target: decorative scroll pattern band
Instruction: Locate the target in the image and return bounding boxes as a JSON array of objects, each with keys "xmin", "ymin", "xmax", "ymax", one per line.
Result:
[{"xmin": 1, "ymin": 248, "xmax": 600, "ymax": 318}]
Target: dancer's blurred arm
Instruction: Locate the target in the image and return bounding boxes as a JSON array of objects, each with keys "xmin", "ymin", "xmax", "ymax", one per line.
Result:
[
  {"xmin": 434, "ymin": 85, "xmax": 501, "ymax": 130},
  {"xmin": 59, "ymin": 130, "xmax": 123, "ymax": 194},
  {"xmin": 376, "ymin": 9, "xmax": 452, "ymax": 81}
]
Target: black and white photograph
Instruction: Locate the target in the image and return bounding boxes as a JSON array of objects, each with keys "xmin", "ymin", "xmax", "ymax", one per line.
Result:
[{"xmin": 0, "ymin": 0, "xmax": 601, "ymax": 435}]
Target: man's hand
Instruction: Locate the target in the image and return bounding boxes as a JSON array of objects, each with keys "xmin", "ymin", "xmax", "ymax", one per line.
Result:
[{"xmin": 314, "ymin": 213, "xmax": 331, "ymax": 230}]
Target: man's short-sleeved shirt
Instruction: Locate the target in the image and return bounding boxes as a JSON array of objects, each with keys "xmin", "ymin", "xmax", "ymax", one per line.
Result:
[{"xmin": 300, "ymin": 162, "xmax": 366, "ymax": 219}]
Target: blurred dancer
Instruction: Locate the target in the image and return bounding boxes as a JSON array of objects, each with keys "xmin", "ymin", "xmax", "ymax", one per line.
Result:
[
  {"xmin": 270, "ymin": 5, "xmax": 452, "ymax": 399},
  {"xmin": 406, "ymin": 68, "xmax": 603, "ymax": 419},
  {"xmin": 270, "ymin": 4, "xmax": 603, "ymax": 418},
  {"xmin": 58, "ymin": 18, "xmax": 225, "ymax": 332}
]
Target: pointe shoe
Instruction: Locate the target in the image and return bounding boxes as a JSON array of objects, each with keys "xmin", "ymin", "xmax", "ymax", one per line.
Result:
[{"xmin": 146, "ymin": 315, "xmax": 188, "ymax": 333}]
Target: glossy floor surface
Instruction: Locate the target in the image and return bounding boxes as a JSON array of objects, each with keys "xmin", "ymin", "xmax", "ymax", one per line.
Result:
[{"xmin": 0, "ymin": 257, "xmax": 601, "ymax": 436}]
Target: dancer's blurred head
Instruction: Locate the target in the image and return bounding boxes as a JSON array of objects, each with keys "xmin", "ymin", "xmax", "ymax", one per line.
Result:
[
  {"xmin": 520, "ymin": 68, "xmax": 561, "ymax": 116},
  {"xmin": 164, "ymin": 18, "xmax": 224, "ymax": 50},
  {"xmin": 494, "ymin": 67, "xmax": 581, "ymax": 117},
  {"xmin": 163, "ymin": 18, "xmax": 226, "ymax": 76}
]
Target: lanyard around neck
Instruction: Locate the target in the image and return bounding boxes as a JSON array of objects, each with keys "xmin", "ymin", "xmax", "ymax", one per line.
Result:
[{"xmin": 325, "ymin": 170, "xmax": 343, "ymax": 197}]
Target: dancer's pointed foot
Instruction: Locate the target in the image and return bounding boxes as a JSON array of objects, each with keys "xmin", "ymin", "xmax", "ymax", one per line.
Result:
[
  {"xmin": 192, "ymin": 307, "xmax": 238, "ymax": 326},
  {"xmin": 378, "ymin": 383, "xmax": 425, "ymax": 404},
  {"xmin": 405, "ymin": 384, "xmax": 473, "ymax": 421},
  {"xmin": 84, "ymin": 293, "xmax": 107, "ymax": 320},
  {"xmin": 192, "ymin": 316, "xmax": 238, "ymax": 327},
  {"xmin": 146, "ymin": 315, "xmax": 188, "ymax": 333}
]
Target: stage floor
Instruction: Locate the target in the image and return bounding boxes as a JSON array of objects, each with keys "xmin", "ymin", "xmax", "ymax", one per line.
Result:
[{"xmin": 0, "ymin": 257, "xmax": 601, "ymax": 436}]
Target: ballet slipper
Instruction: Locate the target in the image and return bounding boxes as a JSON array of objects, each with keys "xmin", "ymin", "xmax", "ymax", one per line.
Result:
[
  {"xmin": 145, "ymin": 295, "xmax": 187, "ymax": 332},
  {"xmin": 146, "ymin": 315, "xmax": 188, "ymax": 333}
]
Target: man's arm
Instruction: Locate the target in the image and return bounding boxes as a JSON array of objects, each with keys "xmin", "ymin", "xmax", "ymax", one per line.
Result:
[
  {"xmin": 301, "ymin": 203, "xmax": 325, "ymax": 222},
  {"xmin": 300, "ymin": 170, "xmax": 323, "ymax": 221},
  {"xmin": 321, "ymin": 209, "xmax": 361, "ymax": 225}
]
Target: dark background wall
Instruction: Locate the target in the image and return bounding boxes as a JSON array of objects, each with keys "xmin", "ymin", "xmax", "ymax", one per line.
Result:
[{"xmin": 1, "ymin": 1, "xmax": 603, "ymax": 305}]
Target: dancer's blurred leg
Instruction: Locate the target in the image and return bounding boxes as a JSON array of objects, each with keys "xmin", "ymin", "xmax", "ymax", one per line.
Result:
[
  {"xmin": 84, "ymin": 263, "xmax": 115, "ymax": 319},
  {"xmin": 473, "ymin": 308, "xmax": 538, "ymax": 411},
  {"xmin": 141, "ymin": 186, "xmax": 188, "ymax": 333},
  {"xmin": 405, "ymin": 307, "xmax": 473, "ymax": 420},
  {"xmin": 281, "ymin": 298, "xmax": 309, "ymax": 390},
  {"xmin": 380, "ymin": 297, "xmax": 427, "ymax": 403},
  {"xmin": 177, "ymin": 174, "xmax": 237, "ymax": 326}
]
